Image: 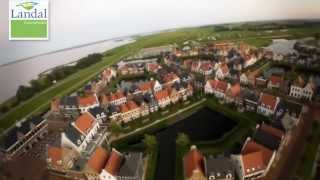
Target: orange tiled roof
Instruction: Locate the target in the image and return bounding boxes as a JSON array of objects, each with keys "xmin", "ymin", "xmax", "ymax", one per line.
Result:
[
  {"xmin": 230, "ymin": 83, "xmax": 241, "ymax": 97},
  {"xmin": 148, "ymin": 63, "xmax": 161, "ymax": 71},
  {"xmin": 88, "ymin": 147, "xmax": 109, "ymax": 173},
  {"xmin": 208, "ymin": 79, "xmax": 219, "ymax": 89},
  {"xmin": 241, "ymin": 140, "xmax": 273, "ymax": 175},
  {"xmin": 216, "ymin": 80, "xmax": 228, "ymax": 92},
  {"xmin": 200, "ymin": 62, "xmax": 212, "ymax": 71},
  {"xmin": 74, "ymin": 113, "xmax": 96, "ymax": 134},
  {"xmin": 154, "ymin": 89, "xmax": 169, "ymax": 101},
  {"xmin": 221, "ymin": 64, "xmax": 229, "ymax": 74},
  {"xmin": 47, "ymin": 146, "xmax": 62, "ymax": 168},
  {"xmin": 259, "ymin": 93, "xmax": 278, "ymax": 110},
  {"xmin": 120, "ymin": 101, "xmax": 139, "ymax": 113},
  {"xmin": 78, "ymin": 95, "xmax": 98, "ymax": 107},
  {"xmin": 260, "ymin": 124, "xmax": 284, "ymax": 139},
  {"xmin": 164, "ymin": 72, "xmax": 179, "ymax": 83},
  {"xmin": 104, "ymin": 149, "xmax": 123, "ymax": 176},
  {"xmin": 139, "ymin": 81, "xmax": 153, "ymax": 92},
  {"xmin": 183, "ymin": 147, "xmax": 205, "ymax": 178}
]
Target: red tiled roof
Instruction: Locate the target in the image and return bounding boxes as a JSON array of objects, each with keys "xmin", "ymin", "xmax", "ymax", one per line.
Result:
[
  {"xmin": 221, "ymin": 64, "xmax": 229, "ymax": 74},
  {"xmin": 164, "ymin": 72, "xmax": 179, "ymax": 83},
  {"xmin": 241, "ymin": 140, "xmax": 273, "ymax": 175},
  {"xmin": 259, "ymin": 93, "xmax": 278, "ymax": 110},
  {"xmin": 200, "ymin": 62, "xmax": 212, "ymax": 71},
  {"xmin": 208, "ymin": 79, "xmax": 219, "ymax": 89},
  {"xmin": 120, "ymin": 101, "xmax": 139, "ymax": 113},
  {"xmin": 139, "ymin": 81, "xmax": 153, "ymax": 92},
  {"xmin": 78, "ymin": 95, "xmax": 98, "ymax": 107},
  {"xmin": 154, "ymin": 89, "xmax": 169, "ymax": 101},
  {"xmin": 88, "ymin": 147, "xmax": 109, "ymax": 173},
  {"xmin": 183, "ymin": 147, "xmax": 205, "ymax": 178},
  {"xmin": 269, "ymin": 75, "xmax": 282, "ymax": 85},
  {"xmin": 109, "ymin": 91, "xmax": 126, "ymax": 102},
  {"xmin": 104, "ymin": 149, "xmax": 123, "ymax": 176},
  {"xmin": 148, "ymin": 63, "xmax": 161, "ymax": 72},
  {"xmin": 260, "ymin": 124, "xmax": 284, "ymax": 139},
  {"xmin": 47, "ymin": 146, "xmax": 63, "ymax": 168},
  {"xmin": 74, "ymin": 113, "xmax": 96, "ymax": 134}
]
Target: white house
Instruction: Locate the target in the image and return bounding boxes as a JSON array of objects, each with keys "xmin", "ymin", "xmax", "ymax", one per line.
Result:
[
  {"xmin": 215, "ymin": 63, "xmax": 230, "ymax": 80},
  {"xmin": 240, "ymin": 73, "xmax": 249, "ymax": 85},
  {"xmin": 61, "ymin": 113, "xmax": 99, "ymax": 153},
  {"xmin": 154, "ymin": 89, "xmax": 171, "ymax": 108},
  {"xmin": 289, "ymin": 77, "xmax": 314, "ymax": 101}
]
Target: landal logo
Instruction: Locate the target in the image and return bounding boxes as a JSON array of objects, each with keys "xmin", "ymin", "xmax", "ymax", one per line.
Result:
[{"xmin": 9, "ymin": 0, "xmax": 49, "ymax": 40}]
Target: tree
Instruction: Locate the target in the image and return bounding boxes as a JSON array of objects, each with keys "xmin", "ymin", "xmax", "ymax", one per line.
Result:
[
  {"xmin": 143, "ymin": 134, "xmax": 157, "ymax": 153},
  {"xmin": 176, "ymin": 133, "xmax": 190, "ymax": 148},
  {"xmin": 109, "ymin": 121, "xmax": 122, "ymax": 137},
  {"xmin": 16, "ymin": 85, "xmax": 35, "ymax": 101}
]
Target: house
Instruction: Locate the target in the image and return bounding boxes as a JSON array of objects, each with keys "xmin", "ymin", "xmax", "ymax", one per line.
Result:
[
  {"xmin": 233, "ymin": 139, "xmax": 275, "ymax": 180},
  {"xmin": 85, "ymin": 146, "xmax": 109, "ymax": 175},
  {"xmin": 144, "ymin": 93, "xmax": 159, "ymax": 112},
  {"xmin": 267, "ymin": 75, "xmax": 282, "ymax": 89},
  {"xmin": 183, "ymin": 145, "xmax": 206, "ymax": 180},
  {"xmin": 257, "ymin": 93, "xmax": 280, "ymax": 117},
  {"xmin": 78, "ymin": 94, "xmax": 100, "ymax": 113},
  {"xmin": 119, "ymin": 101, "xmax": 141, "ymax": 123},
  {"xmin": 88, "ymin": 106, "xmax": 108, "ymax": 125},
  {"xmin": 0, "ymin": 116, "xmax": 48, "ymax": 159},
  {"xmin": 109, "ymin": 91, "xmax": 127, "ymax": 106},
  {"xmin": 59, "ymin": 96, "xmax": 79, "ymax": 118},
  {"xmin": 215, "ymin": 63, "xmax": 230, "ymax": 80},
  {"xmin": 205, "ymin": 79, "xmax": 219, "ymax": 94},
  {"xmin": 99, "ymin": 148, "xmax": 123, "ymax": 180},
  {"xmin": 138, "ymin": 80, "xmax": 162, "ymax": 94},
  {"xmin": 163, "ymin": 72, "xmax": 180, "ymax": 87},
  {"xmin": 242, "ymin": 90, "xmax": 259, "ymax": 112},
  {"xmin": 243, "ymin": 54, "xmax": 258, "ymax": 68},
  {"xmin": 240, "ymin": 73, "xmax": 249, "ymax": 85},
  {"xmin": 154, "ymin": 89, "xmax": 171, "ymax": 108},
  {"xmin": 206, "ymin": 156, "xmax": 235, "ymax": 180},
  {"xmin": 225, "ymin": 83, "xmax": 241, "ymax": 104},
  {"xmin": 199, "ymin": 62, "xmax": 213, "ymax": 76},
  {"xmin": 146, "ymin": 62, "xmax": 162, "ymax": 73},
  {"xmin": 289, "ymin": 76, "xmax": 314, "ymax": 101},
  {"xmin": 61, "ymin": 113, "xmax": 99, "ymax": 152},
  {"xmin": 173, "ymin": 82, "xmax": 188, "ymax": 101},
  {"xmin": 253, "ymin": 123, "xmax": 284, "ymax": 151},
  {"xmin": 102, "ymin": 68, "xmax": 117, "ymax": 84},
  {"xmin": 168, "ymin": 87, "xmax": 180, "ymax": 104},
  {"xmin": 133, "ymin": 95, "xmax": 150, "ymax": 117},
  {"xmin": 214, "ymin": 80, "xmax": 229, "ymax": 99},
  {"xmin": 255, "ymin": 76, "xmax": 267, "ymax": 87},
  {"xmin": 47, "ymin": 146, "xmax": 76, "ymax": 171},
  {"xmin": 108, "ymin": 105, "xmax": 121, "ymax": 121},
  {"xmin": 117, "ymin": 152, "xmax": 144, "ymax": 180}
]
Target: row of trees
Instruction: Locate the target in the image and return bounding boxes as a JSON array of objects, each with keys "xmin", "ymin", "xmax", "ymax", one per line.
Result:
[{"xmin": 0, "ymin": 53, "xmax": 103, "ymax": 114}]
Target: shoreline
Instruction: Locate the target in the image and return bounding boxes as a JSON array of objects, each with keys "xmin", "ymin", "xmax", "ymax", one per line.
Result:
[{"xmin": 0, "ymin": 36, "xmax": 134, "ymax": 67}]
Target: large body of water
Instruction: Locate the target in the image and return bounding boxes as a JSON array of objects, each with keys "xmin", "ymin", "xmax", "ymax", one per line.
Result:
[
  {"xmin": 0, "ymin": 38, "xmax": 134, "ymax": 103},
  {"xmin": 126, "ymin": 107, "xmax": 237, "ymax": 180}
]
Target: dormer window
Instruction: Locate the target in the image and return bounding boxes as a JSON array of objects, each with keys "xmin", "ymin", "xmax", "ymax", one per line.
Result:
[
  {"xmin": 226, "ymin": 173, "xmax": 232, "ymax": 179},
  {"xmin": 209, "ymin": 175, "xmax": 215, "ymax": 180}
]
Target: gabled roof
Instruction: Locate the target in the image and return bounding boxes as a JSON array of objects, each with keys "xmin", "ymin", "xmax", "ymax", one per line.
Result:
[
  {"xmin": 78, "ymin": 95, "xmax": 98, "ymax": 107},
  {"xmin": 241, "ymin": 140, "xmax": 273, "ymax": 175},
  {"xmin": 206, "ymin": 156, "xmax": 234, "ymax": 178},
  {"xmin": 60, "ymin": 96, "xmax": 78, "ymax": 107},
  {"xmin": 104, "ymin": 149, "xmax": 123, "ymax": 176},
  {"xmin": 138, "ymin": 81, "xmax": 154, "ymax": 92},
  {"xmin": 120, "ymin": 101, "xmax": 139, "ymax": 113},
  {"xmin": 229, "ymin": 83, "xmax": 241, "ymax": 97},
  {"xmin": 183, "ymin": 146, "xmax": 205, "ymax": 178},
  {"xmin": 64, "ymin": 124, "xmax": 84, "ymax": 146},
  {"xmin": 253, "ymin": 125, "xmax": 282, "ymax": 151},
  {"xmin": 47, "ymin": 146, "xmax": 63, "ymax": 168},
  {"xmin": 260, "ymin": 124, "xmax": 284, "ymax": 139},
  {"xmin": 216, "ymin": 81, "xmax": 228, "ymax": 93},
  {"xmin": 163, "ymin": 72, "xmax": 179, "ymax": 83},
  {"xmin": 74, "ymin": 113, "xmax": 96, "ymax": 134},
  {"xmin": 88, "ymin": 106, "xmax": 106, "ymax": 118},
  {"xmin": 154, "ymin": 89, "xmax": 169, "ymax": 101},
  {"xmin": 269, "ymin": 75, "xmax": 282, "ymax": 85},
  {"xmin": 88, "ymin": 147, "xmax": 109, "ymax": 173},
  {"xmin": 118, "ymin": 152, "xmax": 143, "ymax": 177},
  {"xmin": 259, "ymin": 93, "xmax": 278, "ymax": 110}
]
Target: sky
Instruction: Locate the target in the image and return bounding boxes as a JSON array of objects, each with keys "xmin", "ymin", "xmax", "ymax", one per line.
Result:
[{"xmin": 0, "ymin": 0, "xmax": 320, "ymax": 64}]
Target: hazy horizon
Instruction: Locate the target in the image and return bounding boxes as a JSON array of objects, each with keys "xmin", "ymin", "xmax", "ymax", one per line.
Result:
[{"xmin": 1, "ymin": 0, "xmax": 320, "ymax": 64}]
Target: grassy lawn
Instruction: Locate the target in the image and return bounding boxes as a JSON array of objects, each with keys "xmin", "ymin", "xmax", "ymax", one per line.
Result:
[
  {"xmin": 295, "ymin": 121, "xmax": 320, "ymax": 180},
  {"xmin": 145, "ymin": 149, "xmax": 159, "ymax": 180}
]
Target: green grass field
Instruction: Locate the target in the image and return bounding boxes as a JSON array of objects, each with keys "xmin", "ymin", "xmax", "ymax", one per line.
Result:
[{"xmin": 1, "ymin": 24, "xmax": 320, "ymax": 134}]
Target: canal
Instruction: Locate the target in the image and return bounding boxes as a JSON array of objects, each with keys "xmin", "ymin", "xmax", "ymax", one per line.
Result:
[{"xmin": 122, "ymin": 107, "xmax": 237, "ymax": 180}]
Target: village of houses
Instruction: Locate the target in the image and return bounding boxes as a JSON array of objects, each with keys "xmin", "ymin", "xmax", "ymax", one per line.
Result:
[{"xmin": 0, "ymin": 39, "xmax": 319, "ymax": 180}]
